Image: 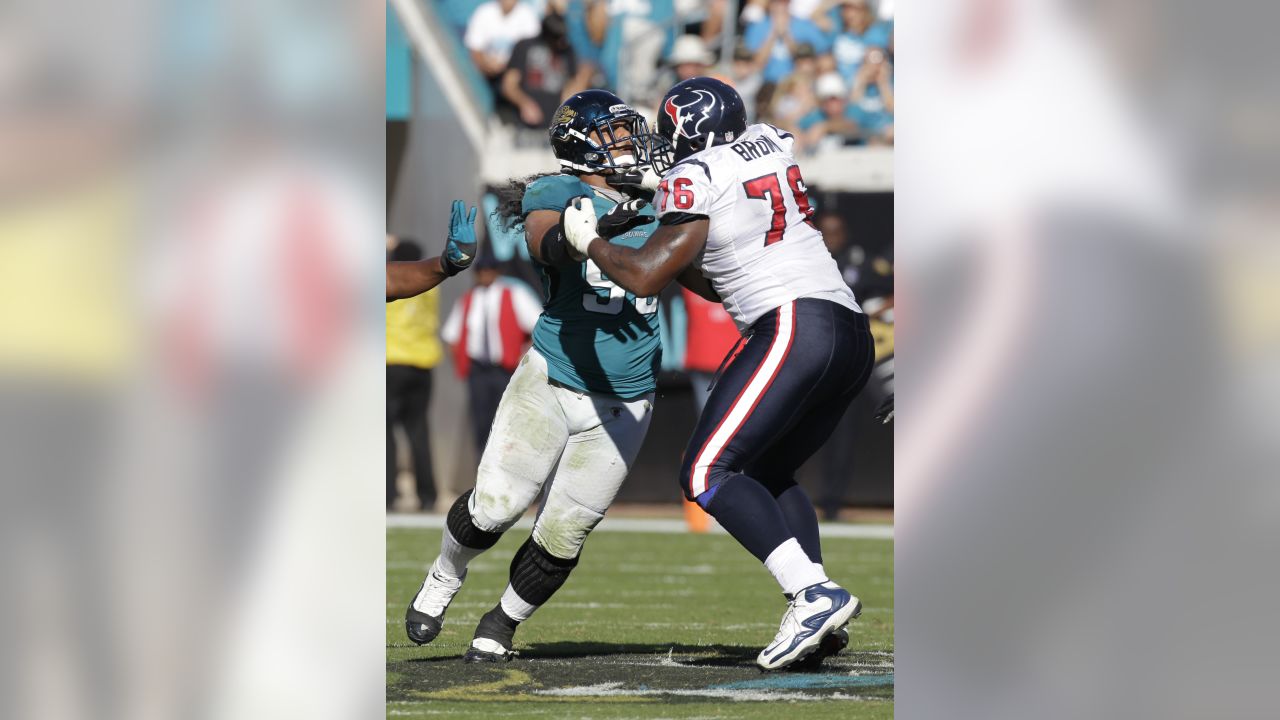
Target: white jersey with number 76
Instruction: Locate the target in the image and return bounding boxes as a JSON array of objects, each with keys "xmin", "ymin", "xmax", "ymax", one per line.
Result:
[{"xmin": 653, "ymin": 123, "xmax": 861, "ymax": 333}]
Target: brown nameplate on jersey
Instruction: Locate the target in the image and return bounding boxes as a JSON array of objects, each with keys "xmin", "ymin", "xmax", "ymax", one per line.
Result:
[{"xmin": 730, "ymin": 134, "xmax": 784, "ymax": 162}]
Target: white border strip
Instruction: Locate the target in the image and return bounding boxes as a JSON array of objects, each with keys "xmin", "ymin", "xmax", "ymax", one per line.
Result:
[
  {"xmin": 387, "ymin": 513, "xmax": 893, "ymax": 540},
  {"xmin": 389, "ymin": 0, "xmax": 486, "ymax": 152}
]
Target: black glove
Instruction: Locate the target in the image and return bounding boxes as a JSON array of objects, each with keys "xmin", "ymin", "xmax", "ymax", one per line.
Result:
[
  {"xmin": 605, "ymin": 165, "xmax": 660, "ymax": 190},
  {"xmin": 597, "ymin": 199, "xmax": 652, "ymax": 238}
]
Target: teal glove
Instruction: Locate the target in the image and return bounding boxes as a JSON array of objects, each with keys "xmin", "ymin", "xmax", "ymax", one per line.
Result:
[{"xmin": 442, "ymin": 200, "xmax": 478, "ymax": 276}]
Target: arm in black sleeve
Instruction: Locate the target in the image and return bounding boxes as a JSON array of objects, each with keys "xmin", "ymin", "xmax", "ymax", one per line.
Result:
[{"xmin": 536, "ymin": 222, "xmax": 578, "ymax": 266}]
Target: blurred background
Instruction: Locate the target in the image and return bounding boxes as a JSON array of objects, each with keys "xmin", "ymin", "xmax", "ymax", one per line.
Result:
[
  {"xmin": 386, "ymin": 0, "xmax": 895, "ymax": 517},
  {"xmin": 894, "ymin": 1, "xmax": 1280, "ymax": 719},
  {"xmin": 4, "ymin": 0, "xmax": 1280, "ymax": 717},
  {"xmin": 0, "ymin": 1, "xmax": 384, "ymax": 719}
]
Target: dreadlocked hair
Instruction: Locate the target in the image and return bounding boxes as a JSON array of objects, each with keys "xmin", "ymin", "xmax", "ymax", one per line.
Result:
[{"xmin": 491, "ymin": 172, "xmax": 565, "ymax": 232}]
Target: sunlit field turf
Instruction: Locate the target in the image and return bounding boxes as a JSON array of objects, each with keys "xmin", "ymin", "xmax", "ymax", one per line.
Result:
[{"xmin": 387, "ymin": 525, "xmax": 893, "ymax": 719}]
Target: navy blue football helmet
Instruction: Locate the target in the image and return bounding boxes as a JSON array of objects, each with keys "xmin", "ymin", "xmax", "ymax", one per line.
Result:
[
  {"xmin": 549, "ymin": 90, "xmax": 660, "ymax": 175},
  {"xmin": 653, "ymin": 77, "xmax": 747, "ymax": 173}
]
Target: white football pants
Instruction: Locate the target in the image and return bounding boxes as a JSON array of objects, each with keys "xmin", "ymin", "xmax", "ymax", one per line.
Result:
[{"xmin": 467, "ymin": 349, "xmax": 654, "ymax": 560}]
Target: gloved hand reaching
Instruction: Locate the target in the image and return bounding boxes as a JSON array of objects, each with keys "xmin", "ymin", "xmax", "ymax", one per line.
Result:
[
  {"xmin": 441, "ymin": 199, "xmax": 477, "ymax": 276},
  {"xmin": 605, "ymin": 165, "xmax": 661, "ymax": 194},
  {"xmin": 561, "ymin": 196, "xmax": 601, "ymax": 259},
  {"xmin": 597, "ymin": 199, "xmax": 651, "ymax": 238}
]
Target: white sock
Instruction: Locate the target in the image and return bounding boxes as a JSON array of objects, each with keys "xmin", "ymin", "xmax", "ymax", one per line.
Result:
[
  {"xmin": 499, "ymin": 585, "xmax": 538, "ymax": 622},
  {"xmin": 436, "ymin": 527, "xmax": 484, "ymax": 578},
  {"xmin": 764, "ymin": 538, "xmax": 829, "ymax": 597}
]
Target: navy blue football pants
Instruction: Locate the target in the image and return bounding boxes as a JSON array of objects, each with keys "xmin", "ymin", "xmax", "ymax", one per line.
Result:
[{"xmin": 678, "ymin": 298, "xmax": 873, "ymax": 560}]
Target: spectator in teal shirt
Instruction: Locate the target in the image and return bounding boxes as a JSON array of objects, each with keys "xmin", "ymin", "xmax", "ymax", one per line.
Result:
[
  {"xmin": 565, "ymin": 0, "xmax": 608, "ymax": 84},
  {"xmin": 820, "ymin": 0, "xmax": 891, "ymax": 84},
  {"xmin": 796, "ymin": 72, "xmax": 862, "ymax": 152},
  {"xmin": 796, "ymin": 62, "xmax": 892, "ymax": 150},
  {"xmin": 743, "ymin": 0, "xmax": 834, "ymax": 85},
  {"xmin": 847, "ymin": 45, "xmax": 893, "ymax": 144},
  {"xmin": 564, "ymin": 0, "xmax": 673, "ymax": 101}
]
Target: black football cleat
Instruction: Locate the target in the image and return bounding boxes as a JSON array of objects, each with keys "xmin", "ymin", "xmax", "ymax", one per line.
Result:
[
  {"xmin": 404, "ymin": 562, "xmax": 465, "ymax": 646},
  {"xmin": 405, "ymin": 606, "xmax": 443, "ymax": 646},
  {"xmin": 463, "ymin": 606, "xmax": 520, "ymax": 663},
  {"xmin": 462, "ymin": 638, "xmax": 516, "ymax": 663}
]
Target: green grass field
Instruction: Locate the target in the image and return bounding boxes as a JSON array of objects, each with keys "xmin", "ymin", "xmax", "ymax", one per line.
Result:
[{"xmin": 387, "ymin": 525, "xmax": 893, "ymax": 719}]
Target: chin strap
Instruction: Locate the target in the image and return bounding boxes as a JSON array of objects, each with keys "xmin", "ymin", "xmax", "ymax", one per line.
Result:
[{"xmin": 559, "ymin": 159, "xmax": 595, "ymax": 174}]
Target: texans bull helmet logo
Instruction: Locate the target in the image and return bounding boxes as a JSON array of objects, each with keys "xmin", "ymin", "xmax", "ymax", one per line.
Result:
[
  {"xmin": 652, "ymin": 77, "xmax": 746, "ymax": 172},
  {"xmin": 663, "ymin": 88, "xmax": 717, "ymax": 142}
]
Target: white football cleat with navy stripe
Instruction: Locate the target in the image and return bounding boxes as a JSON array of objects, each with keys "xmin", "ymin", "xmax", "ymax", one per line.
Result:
[{"xmin": 757, "ymin": 582, "xmax": 861, "ymax": 671}]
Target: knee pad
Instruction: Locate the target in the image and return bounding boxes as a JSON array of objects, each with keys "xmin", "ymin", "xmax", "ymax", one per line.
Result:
[
  {"xmin": 446, "ymin": 490, "xmax": 504, "ymax": 550},
  {"xmin": 508, "ymin": 537, "xmax": 579, "ymax": 606}
]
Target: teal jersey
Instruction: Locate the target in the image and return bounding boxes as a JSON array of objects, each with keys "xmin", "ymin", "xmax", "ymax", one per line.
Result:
[{"xmin": 522, "ymin": 174, "xmax": 662, "ymax": 399}]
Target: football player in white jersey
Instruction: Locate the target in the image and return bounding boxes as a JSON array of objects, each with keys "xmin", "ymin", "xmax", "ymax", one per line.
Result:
[{"xmin": 561, "ymin": 77, "xmax": 877, "ymax": 671}]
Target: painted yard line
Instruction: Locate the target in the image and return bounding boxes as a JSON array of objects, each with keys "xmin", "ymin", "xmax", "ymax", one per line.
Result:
[
  {"xmin": 533, "ymin": 682, "xmax": 888, "ymax": 702},
  {"xmin": 388, "ymin": 514, "xmax": 893, "ymax": 540}
]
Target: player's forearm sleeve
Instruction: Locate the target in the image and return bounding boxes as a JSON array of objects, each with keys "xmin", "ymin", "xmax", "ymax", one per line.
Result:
[{"xmin": 537, "ymin": 224, "xmax": 576, "ymax": 266}]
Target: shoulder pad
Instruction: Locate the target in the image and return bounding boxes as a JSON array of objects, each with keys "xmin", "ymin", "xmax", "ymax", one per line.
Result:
[{"xmin": 522, "ymin": 175, "xmax": 586, "ymax": 214}]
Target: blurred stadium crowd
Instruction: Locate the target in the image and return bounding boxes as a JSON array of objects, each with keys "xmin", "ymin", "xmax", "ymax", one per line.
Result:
[{"xmin": 439, "ymin": 0, "xmax": 894, "ymax": 149}]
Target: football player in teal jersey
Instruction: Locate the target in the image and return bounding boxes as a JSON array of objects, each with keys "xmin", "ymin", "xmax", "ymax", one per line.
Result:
[{"xmin": 403, "ymin": 90, "xmax": 698, "ymax": 662}]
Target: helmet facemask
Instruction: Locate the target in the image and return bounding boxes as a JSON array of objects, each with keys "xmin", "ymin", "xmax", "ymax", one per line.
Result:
[
  {"xmin": 558, "ymin": 110, "xmax": 663, "ymax": 175},
  {"xmin": 649, "ymin": 132, "xmax": 677, "ymax": 175}
]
